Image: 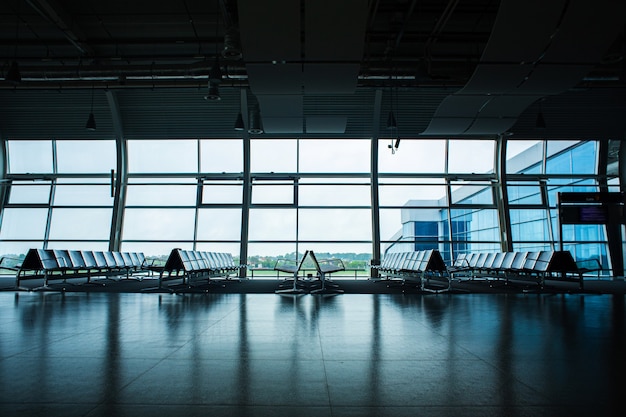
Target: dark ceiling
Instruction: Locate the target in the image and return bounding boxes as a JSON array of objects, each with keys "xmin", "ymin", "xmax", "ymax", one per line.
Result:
[{"xmin": 0, "ymin": 0, "xmax": 625, "ymax": 140}]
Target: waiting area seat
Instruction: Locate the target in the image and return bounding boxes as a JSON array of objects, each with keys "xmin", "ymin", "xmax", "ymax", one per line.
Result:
[
  {"xmin": 449, "ymin": 250, "xmax": 598, "ymax": 290},
  {"xmin": 375, "ymin": 249, "xmax": 450, "ymax": 293},
  {"xmin": 146, "ymin": 248, "xmax": 244, "ymax": 292},
  {"xmin": 274, "ymin": 250, "xmax": 345, "ymax": 294},
  {"xmin": 12, "ymin": 248, "xmax": 155, "ymax": 290}
]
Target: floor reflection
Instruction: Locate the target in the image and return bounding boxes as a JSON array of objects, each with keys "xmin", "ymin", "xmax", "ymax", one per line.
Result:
[{"xmin": 1, "ymin": 292, "xmax": 625, "ymax": 416}]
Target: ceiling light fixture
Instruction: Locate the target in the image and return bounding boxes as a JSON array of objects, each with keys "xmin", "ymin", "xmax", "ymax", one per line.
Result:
[
  {"xmin": 222, "ymin": 27, "xmax": 242, "ymax": 60},
  {"xmin": 234, "ymin": 112, "xmax": 245, "ymax": 130},
  {"xmin": 204, "ymin": 82, "xmax": 221, "ymax": 100},
  {"xmin": 85, "ymin": 85, "xmax": 97, "ymax": 131},
  {"xmin": 248, "ymin": 106, "xmax": 264, "ymax": 134}
]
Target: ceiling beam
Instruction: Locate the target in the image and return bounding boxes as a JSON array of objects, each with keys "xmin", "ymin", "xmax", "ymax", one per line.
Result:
[{"xmin": 26, "ymin": 0, "xmax": 95, "ymax": 56}]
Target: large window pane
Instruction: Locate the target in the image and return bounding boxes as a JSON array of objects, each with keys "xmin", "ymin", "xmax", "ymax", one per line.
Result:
[
  {"xmin": 123, "ymin": 208, "xmax": 196, "ymax": 240},
  {"xmin": 299, "ymin": 139, "xmax": 370, "ymax": 173},
  {"xmin": 507, "ymin": 140, "xmax": 543, "ymax": 174},
  {"xmin": 547, "ymin": 141, "xmax": 597, "ymax": 175},
  {"xmin": 251, "ymin": 181, "xmax": 294, "ymax": 204},
  {"xmin": 378, "ymin": 139, "xmax": 445, "ymax": 173},
  {"xmin": 247, "ymin": 242, "xmax": 297, "ymax": 258},
  {"xmin": 126, "ymin": 184, "xmax": 197, "ymax": 206},
  {"xmin": 200, "ymin": 139, "xmax": 243, "ymax": 173},
  {"xmin": 47, "ymin": 241, "xmax": 109, "ymax": 251},
  {"xmin": 248, "ymin": 209, "xmax": 296, "ymax": 240},
  {"xmin": 251, "ymin": 139, "xmax": 297, "ymax": 172},
  {"xmin": 449, "ymin": 208, "xmax": 500, "ymax": 243},
  {"xmin": 48, "ymin": 208, "xmax": 112, "ymax": 240},
  {"xmin": 196, "ymin": 208, "xmax": 241, "ymax": 240},
  {"xmin": 7, "ymin": 140, "xmax": 53, "ymax": 173},
  {"xmin": 509, "ymin": 209, "xmax": 551, "ymax": 242},
  {"xmin": 298, "ymin": 209, "xmax": 371, "ymax": 240},
  {"xmin": 0, "ymin": 208, "xmax": 48, "ymax": 239},
  {"xmin": 507, "ymin": 183, "xmax": 543, "ymax": 205},
  {"xmin": 56, "ymin": 140, "xmax": 116, "ymax": 173},
  {"xmin": 299, "ymin": 184, "xmax": 370, "ymax": 206},
  {"xmin": 379, "ymin": 181, "xmax": 446, "ymax": 206},
  {"xmin": 448, "ymin": 139, "xmax": 495, "ymax": 173},
  {"xmin": 121, "ymin": 242, "xmax": 190, "ymax": 260},
  {"xmin": 450, "ymin": 182, "xmax": 494, "ymax": 205},
  {"xmin": 201, "ymin": 181, "xmax": 243, "ymax": 204},
  {"xmin": 379, "ymin": 208, "xmax": 445, "ymax": 251},
  {"xmin": 54, "ymin": 179, "xmax": 113, "ymax": 206},
  {"xmin": 8, "ymin": 182, "xmax": 52, "ymax": 204},
  {"xmin": 196, "ymin": 242, "xmax": 241, "ymax": 256},
  {"xmin": 0, "ymin": 241, "xmax": 42, "ymax": 262},
  {"xmin": 128, "ymin": 140, "xmax": 198, "ymax": 173}
]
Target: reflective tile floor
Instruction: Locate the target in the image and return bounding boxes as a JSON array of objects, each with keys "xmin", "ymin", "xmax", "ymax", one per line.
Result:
[{"xmin": 1, "ymin": 291, "xmax": 625, "ymax": 417}]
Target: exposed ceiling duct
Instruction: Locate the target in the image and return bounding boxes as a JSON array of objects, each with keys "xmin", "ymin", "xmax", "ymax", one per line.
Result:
[{"xmin": 422, "ymin": 0, "xmax": 626, "ymax": 137}]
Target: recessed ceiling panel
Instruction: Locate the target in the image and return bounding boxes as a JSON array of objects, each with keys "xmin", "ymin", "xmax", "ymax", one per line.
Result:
[
  {"xmin": 477, "ymin": 95, "xmax": 542, "ymax": 117},
  {"xmin": 303, "ymin": 64, "xmax": 360, "ymax": 94},
  {"xmin": 433, "ymin": 95, "xmax": 489, "ymax": 118},
  {"xmin": 262, "ymin": 117, "xmax": 304, "ymax": 133},
  {"xmin": 461, "ymin": 65, "xmax": 532, "ymax": 94},
  {"xmin": 421, "ymin": 118, "xmax": 474, "ymax": 135},
  {"xmin": 305, "ymin": 116, "xmax": 348, "ymax": 133},
  {"xmin": 257, "ymin": 95, "xmax": 303, "ymax": 117},
  {"xmin": 519, "ymin": 64, "xmax": 592, "ymax": 94},
  {"xmin": 246, "ymin": 64, "xmax": 303, "ymax": 95},
  {"xmin": 464, "ymin": 117, "xmax": 518, "ymax": 135}
]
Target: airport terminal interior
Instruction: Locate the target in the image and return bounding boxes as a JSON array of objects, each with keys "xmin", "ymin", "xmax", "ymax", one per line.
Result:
[{"xmin": 1, "ymin": 0, "xmax": 626, "ymax": 416}]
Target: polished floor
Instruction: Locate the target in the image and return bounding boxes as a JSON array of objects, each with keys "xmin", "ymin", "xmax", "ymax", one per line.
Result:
[{"xmin": 1, "ymin": 291, "xmax": 625, "ymax": 417}]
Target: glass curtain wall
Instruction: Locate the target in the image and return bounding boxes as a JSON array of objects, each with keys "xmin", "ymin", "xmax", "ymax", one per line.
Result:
[
  {"xmin": 0, "ymin": 135, "xmax": 616, "ymax": 277},
  {"xmin": 0, "ymin": 139, "xmax": 115, "ymax": 266},
  {"xmin": 121, "ymin": 139, "xmax": 243, "ymax": 263}
]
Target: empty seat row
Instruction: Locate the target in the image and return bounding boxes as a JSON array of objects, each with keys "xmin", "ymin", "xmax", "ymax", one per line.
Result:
[
  {"xmin": 376, "ymin": 250, "xmax": 447, "ymax": 276},
  {"xmin": 375, "ymin": 250, "xmax": 450, "ymax": 292},
  {"xmin": 155, "ymin": 248, "xmax": 244, "ymax": 290},
  {"xmin": 15, "ymin": 248, "xmax": 154, "ymax": 289},
  {"xmin": 449, "ymin": 250, "xmax": 590, "ymax": 289}
]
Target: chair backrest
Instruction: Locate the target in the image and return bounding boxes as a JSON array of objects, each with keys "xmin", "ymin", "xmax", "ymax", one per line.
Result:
[
  {"xmin": 136, "ymin": 252, "xmax": 147, "ymax": 266},
  {"xmin": 522, "ymin": 251, "xmax": 541, "ymax": 270},
  {"xmin": 489, "ymin": 252, "xmax": 505, "ymax": 270},
  {"xmin": 510, "ymin": 252, "xmax": 528, "ymax": 270},
  {"xmin": 52, "ymin": 250, "xmax": 72, "ymax": 269},
  {"xmin": 112, "ymin": 252, "xmax": 126, "ymax": 268},
  {"xmin": 223, "ymin": 253, "xmax": 236, "ymax": 268},
  {"xmin": 68, "ymin": 250, "xmax": 86, "ymax": 269},
  {"xmin": 93, "ymin": 251, "xmax": 109, "ymax": 268},
  {"xmin": 482, "ymin": 253, "xmax": 496, "ymax": 269},
  {"xmin": 37, "ymin": 249, "xmax": 59, "ymax": 270},
  {"xmin": 81, "ymin": 251, "xmax": 98, "ymax": 268},
  {"xmin": 121, "ymin": 252, "xmax": 134, "ymax": 268},
  {"xmin": 202, "ymin": 251, "xmax": 217, "ymax": 269},
  {"xmin": 473, "ymin": 253, "xmax": 488, "ymax": 269},
  {"xmin": 391, "ymin": 252, "xmax": 407, "ymax": 271},
  {"xmin": 453, "ymin": 253, "xmax": 468, "ymax": 268},
  {"xmin": 129, "ymin": 252, "xmax": 142, "ymax": 268},
  {"xmin": 500, "ymin": 252, "xmax": 516, "ymax": 270},
  {"xmin": 103, "ymin": 251, "xmax": 118, "ymax": 268},
  {"xmin": 532, "ymin": 251, "xmax": 554, "ymax": 272},
  {"xmin": 467, "ymin": 253, "xmax": 480, "ymax": 268}
]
